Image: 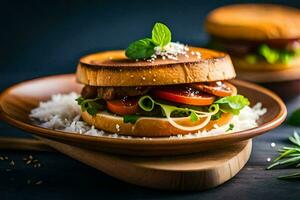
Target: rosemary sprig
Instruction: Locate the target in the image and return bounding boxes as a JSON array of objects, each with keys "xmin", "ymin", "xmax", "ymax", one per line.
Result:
[{"xmin": 267, "ymin": 130, "xmax": 300, "ymax": 179}]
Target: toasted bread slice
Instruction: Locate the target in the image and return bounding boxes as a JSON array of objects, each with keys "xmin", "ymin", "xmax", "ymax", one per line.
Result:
[
  {"xmin": 76, "ymin": 47, "xmax": 236, "ymax": 86},
  {"xmin": 205, "ymin": 4, "xmax": 300, "ymax": 40},
  {"xmin": 81, "ymin": 111, "xmax": 233, "ymax": 137}
]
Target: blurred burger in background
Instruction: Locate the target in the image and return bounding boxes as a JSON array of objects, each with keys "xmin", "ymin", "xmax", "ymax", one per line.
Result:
[{"xmin": 205, "ymin": 4, "xmax": 300, "ymax": 99}]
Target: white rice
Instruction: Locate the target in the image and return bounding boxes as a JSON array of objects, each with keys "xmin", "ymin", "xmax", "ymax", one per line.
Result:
[{"xmin": 29, "ymin": 93, "xmax": 267, "ymax": 139}]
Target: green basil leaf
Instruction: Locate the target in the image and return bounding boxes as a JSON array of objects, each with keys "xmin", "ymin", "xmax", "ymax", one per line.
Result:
[
  {"xmin": 288, "ymin": 108, "xmax": 300, "ymax": 126},
  {"xmin": 125, "ymin": 38, "xmax": 155, "ymax": 59},
  {"xmin": 75, "ymin": 96, "xmax": 85, "ymax": 105},
  {"xmin": 123, "ymin": 115, "xmax": 140, "ymax": 124},
  {"xmin": 76, "ymin": 96, "xmax": 102, "ymax": 116},
  {"xmin": 151, "ymin": 22, "xmax": 171, "ymax": 47},
  {"xmin": 86, "ymin": 101, "xmax": 101, "ymax": 116}
]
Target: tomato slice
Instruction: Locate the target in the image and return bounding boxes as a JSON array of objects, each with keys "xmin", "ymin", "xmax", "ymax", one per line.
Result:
[
  {"xmin": 107, "ymin": 97, "xmax": 139, "ymax": 115},
  {"xmin": 190, "ymin": 81, "xmax": 237, "ymax": 97},
  {"xmin": 151, "ymin": 86, "xmax": 215, "ymax": 106}
]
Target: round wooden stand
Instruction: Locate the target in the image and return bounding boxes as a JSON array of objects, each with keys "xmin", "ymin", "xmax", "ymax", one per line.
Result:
[{"xmin": 38, "ymin": 136, "xmax": 252, "ymax": 191}]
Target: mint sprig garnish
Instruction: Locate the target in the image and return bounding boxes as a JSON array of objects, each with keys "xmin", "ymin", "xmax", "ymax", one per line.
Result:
[
  {"xmin": 125, "ymin": 22, "xmax": 172, "ymax": 60},
  {"xmin": 152, "ymin": 23, "xmax": 171, "ymax": 47},
  {"xmin": 125, "ymin": 39, "xmax": 155, "ymax": 60}
]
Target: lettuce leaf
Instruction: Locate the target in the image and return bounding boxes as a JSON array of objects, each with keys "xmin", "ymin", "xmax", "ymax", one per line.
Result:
[
  {"xmin": 246, "ymin": 44, "xmax": 297, "ymax": 64},
  {"xmin": 123, "ymin": 115, "xmax": 140, "ymax": 124},
  {"xmin": 258, "ymin": 44, "xmax": 296, "ymax": 64},
  {"xmin": 76, "ymin": 96, "xmax": 103, "ymax": 116},
  {"xmin": 214, "ymin": 95, "xmax": 250, "ymax": 115}
]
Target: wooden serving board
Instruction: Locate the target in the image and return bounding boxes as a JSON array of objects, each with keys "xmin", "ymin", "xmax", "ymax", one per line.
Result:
[{"xmin": 38, "ymin": 136, "xmax": 252, "ymax": 191}]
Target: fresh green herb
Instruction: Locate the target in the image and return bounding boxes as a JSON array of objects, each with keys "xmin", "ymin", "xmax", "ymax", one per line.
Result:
[
  {"xmin": 226, "ymin": 123, "xmax": 234, "ymax": 132},
  {"xmin": 125, "ymin": 22, "xmax": 172, "ymax": 59},
  {"xmin": 211, "ymin": 110, "xmax": 222, "ymax": 120},
  {"xmin": 267, "ymin": 131, "xmax": 300, "ymax": 180},
  {"xmin": 278, "ymin": 172, "xmax": 300, "ymax": 180},
  {"xmin": 125, "ymin": 38, "xmax": 155, "ymax": 60},
  {"xmin": 189, "ymin": 111, "xmax": 198, "ymax": 122},
  {"xmin": 151, "ymin": 22, "xmax": 171, "ymax": 47},
  {"xmin": 123, "ymin": 115, "xmax": 140, "ymax": 124},
  {"xmin": 76, "ymin": 96, "xmax": 102, "ymax": 116},
  {"xmin": 287, "ymin": 108, "xmax": 300, "ymax": 126},
  {"xmin": 214, "ymin": 95, "xmax": 250, "ymax": 115}
]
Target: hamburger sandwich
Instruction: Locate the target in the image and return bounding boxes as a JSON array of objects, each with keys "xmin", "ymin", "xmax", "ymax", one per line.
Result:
[
  {"xmin": 205, "ymin": 4, "xmax": 300, "ymax": 72},
  {"xmin": 75, "ymin": 23, "xmax": 249, "ymax": 137}
]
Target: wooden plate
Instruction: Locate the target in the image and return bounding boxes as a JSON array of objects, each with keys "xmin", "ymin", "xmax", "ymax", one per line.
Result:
[
  {"xmin": 236, "ymin": 68, "xmax": 300, "ymax": 100},
  {"xmin": 0, "ymin": 74, "xmax": 286, "ymax": 156},
  {"xmin": 236, "ymin": 67, "xmax": 300, "ymax": 83}
]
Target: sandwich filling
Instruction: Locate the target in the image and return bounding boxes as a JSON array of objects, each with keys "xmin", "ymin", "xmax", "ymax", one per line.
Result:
[
  {"xmin": 208, "ymin": 36, "xmax": 300, "ymax": 64},
  {"xmin": 76, "ymin": 81, "xmax": 249, "ymax": 131}
]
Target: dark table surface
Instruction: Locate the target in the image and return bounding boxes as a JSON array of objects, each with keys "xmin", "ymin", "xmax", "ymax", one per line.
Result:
[{"xmin": 1, "ymin": 1, "xmax": 300, "ymax": 199}]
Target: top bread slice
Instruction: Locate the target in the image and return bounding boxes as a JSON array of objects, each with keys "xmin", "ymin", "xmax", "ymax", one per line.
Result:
[
  {"xmin": 76, "ymin": 47, "xmax": 236, "ymax": 86},
  {"xmin": 205, "ymin": 4, "xmax": 300, "ymax": 40}
]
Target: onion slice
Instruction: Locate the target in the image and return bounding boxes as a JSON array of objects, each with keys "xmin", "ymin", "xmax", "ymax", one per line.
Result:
[{"xmin": 166, "ymin": 115, "xmax": 211, "ymax": 131}]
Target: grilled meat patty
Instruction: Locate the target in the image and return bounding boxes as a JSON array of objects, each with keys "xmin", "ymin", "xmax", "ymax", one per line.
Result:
[{"xmin": 81, "ymin": 85, "xmax": 151, "ymax": 100}]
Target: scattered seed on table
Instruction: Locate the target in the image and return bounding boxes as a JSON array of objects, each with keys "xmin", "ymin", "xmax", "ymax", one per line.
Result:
[
  {"xmin": 271, "ymin": 142, "xmax": 276, "ymax": 148},
  {"xmin": 4, "ymin": 156, "xmax": 8, "ymax": 160},
  {"xmin": 0, "ymin": 156, "xmax": 4, "ymax": 161},
  {"xmin": 35, "ymin": 180, "xmax": 43, "ymax": 185},
  {"xmin": 26, "ymin": 160, "xmax": 32, "ymax": 164},
  {"xmin": 27, "ymin": 179, "xmax": 31, "ymax": 184},
  {"xmin": 9, "ymin": 160, "xmax": 15, "ymax": 166}
]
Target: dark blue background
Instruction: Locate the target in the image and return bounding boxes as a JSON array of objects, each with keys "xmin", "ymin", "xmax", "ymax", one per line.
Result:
[
  {"xmin": 1, "ymin": 1, "xmax": 300, "ymax": 199},
  {"xmin": 2, "ymin": 0, "xmax": 300, "ymax": 90}
]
